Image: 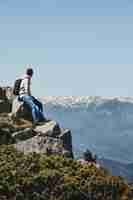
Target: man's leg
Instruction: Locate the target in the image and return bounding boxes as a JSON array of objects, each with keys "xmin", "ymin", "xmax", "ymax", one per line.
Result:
[
  {"xmin": 31, "ymin": 96, "xmax": 43, "ymax": 112},
  {"xmin": 22, "ymin": 96, "xmax": 39, "ymax": 122},
  {"xmin": 38, "ymin": 110, "xmax": 46, "ymax": 121},
  {"xmin": 31, "ymin": 96, "xmax": 46, "ymax": 122}
]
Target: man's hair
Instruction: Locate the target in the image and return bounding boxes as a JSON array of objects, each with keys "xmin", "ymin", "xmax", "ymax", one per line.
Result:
[{"xmin": 26, "ymin": 68, "xmax": 34, "ymax": 76}]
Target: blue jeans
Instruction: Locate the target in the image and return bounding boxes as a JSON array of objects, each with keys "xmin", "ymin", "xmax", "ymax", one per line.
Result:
[{"xmin": 19, "ymin": 96, "xmax": 45, "ymax": 122}]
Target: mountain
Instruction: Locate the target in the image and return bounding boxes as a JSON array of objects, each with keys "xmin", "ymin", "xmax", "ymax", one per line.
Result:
[
  {"xmin": 42, "ymin": 96, "xmax": 133, "ymax": 181},
  {"xmin": 1, "ymin": 89, "xmax": 133, "ymax": 199},
  {"xmin": 99, "ymin": 158, "xmax": 133, "ymax": 183},
  {"xmin": 42, "ymin": 96, "xmax": 133, "ymax": 163}
]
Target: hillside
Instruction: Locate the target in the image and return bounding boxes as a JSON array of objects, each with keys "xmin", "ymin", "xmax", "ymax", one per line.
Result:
[
  {"xmin": 0, "ymin": 89, "xmax": 133, "ymax": 199},
  {"xmin": 0, "ymin": 145, "xmax": 132, "ymax": 200},
  {"xmin": 99, "ymin": 158, "xmax": 133, "ymax": 183}
]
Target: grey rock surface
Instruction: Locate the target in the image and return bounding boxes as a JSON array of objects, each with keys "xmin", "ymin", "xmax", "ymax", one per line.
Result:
[
  {"xmin": 34, "ymin": 120, "xmax": 61, "ymax": 137},
  {"xmin": 14, "ymin": 120, "xmax": 73, "ymax": 157},
  {"xmin": 59, "ymin": 129, "xmax": 73, "ymax": 157},
  {"xmin": 0, "ymin": 87, "xmax": 12, "ymax": 113},
  {"xmin": 14, "ymin": 135, "xmax": 63, "ymax": 155},
  {"xmin": 0, "ymin": 87, "xmax": 73, "ymax": 158},
  {"xmin": 12, "ymin": 97, "xmax": 33, "ymax": 121},
  {"xmin": 12, "ymin": 128, "xmax": 37, "ymax": 142}
]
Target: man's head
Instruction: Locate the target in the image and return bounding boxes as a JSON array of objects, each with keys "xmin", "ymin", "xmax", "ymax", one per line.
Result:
[{"xmin": 26, "ymin": 68, "xmax": 34, "ymax": 77}]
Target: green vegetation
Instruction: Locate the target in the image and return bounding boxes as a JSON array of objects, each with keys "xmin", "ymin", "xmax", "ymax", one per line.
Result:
[{"xmin": 0, "ymin": 145, "xmax": 132, "ymax": 200}]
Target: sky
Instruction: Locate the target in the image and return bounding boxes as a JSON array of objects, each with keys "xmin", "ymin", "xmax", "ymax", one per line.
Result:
[{"xmin": 0, "ymin": 0, "xmax": 133, "ymax": 97}]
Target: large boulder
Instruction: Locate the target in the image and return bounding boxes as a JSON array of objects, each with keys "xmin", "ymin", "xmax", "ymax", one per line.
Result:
[
  {"xmin": 12, "ymin": 97, "xmax": 33, "ymax": 121},
  {"xmin": 14, "ymin": 135, "xmax": 63, "ymax": 155},
  {"xmin": 0, "ymin": 87, "xmax": 12, "ymax": 113},
  {"xmin": 0, "ymin": 99, "xmax": 12, "ymax": 113},
  {"xmin": 0, "ymin": 86, "xmax": 13, "ymax": 100},
  {"xmin": 59, "ymin": 129, "xmax": 73, "ymax": 158},
  {"xmin": 0, "ymin": 112, "xmax": 73, "ymax": 158},
  {"xmin": 0, "ymin": 85, "xmax": 74, "ymax": 158},
  {"xmin": 34, "ymin": 120, "xmax": 61, "ymax": 137},
  {"xmin": 12, "ymin": 128, "xmax": 37, "ymax": 142},
  {"xmin": 0, "ymin": 126, "xmax": 14, "ymax": 144},
  {"xmin": 0, "ymin": 87, "xmax": 8, "ymax": 100},
  {"xmin": 0, "ymin": 113, "xmax": 33, "ymax": 144},
  {"xmin": 0, "ymin": 114, "xmax": 15, "ymax": 144},
  {"xmin": 14, "ymin": 120, "xmax": 73, "ymax": 158}
]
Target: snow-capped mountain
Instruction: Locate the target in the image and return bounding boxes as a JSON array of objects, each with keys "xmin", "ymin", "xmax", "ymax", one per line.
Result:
[
  {"xmin": 43, "ymin": 96, "xmax": 133, "ymax": 108},
  {"xmin": 42, "ymin": 96, "xmax": 133, "ymax": 163}
]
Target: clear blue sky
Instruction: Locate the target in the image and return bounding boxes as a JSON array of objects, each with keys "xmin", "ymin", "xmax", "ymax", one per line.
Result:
[{"xmin": 0, "ymin": 0, "xmax": 133, "ymax": 97}]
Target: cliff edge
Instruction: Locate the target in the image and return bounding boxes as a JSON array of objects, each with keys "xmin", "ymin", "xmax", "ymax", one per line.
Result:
[{"xmin": 0, "ymin": 86, "xmax": 73, "ymax": 158}]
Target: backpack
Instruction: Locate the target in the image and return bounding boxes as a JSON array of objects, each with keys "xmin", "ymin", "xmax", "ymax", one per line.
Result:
[{"xmin": 13, "ymin": 78, "xmax": 22, "ymax": 96}]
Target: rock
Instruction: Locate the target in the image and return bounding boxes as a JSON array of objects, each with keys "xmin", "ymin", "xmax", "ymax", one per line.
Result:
[
  {"xmin": 34, "ymin": 121, "xmax": 61, "ymax": 137},
  {"xmin": 12, "ymin": 97, "xmax": 33, "ymax": 121},
  {"xmin": 14, "ymin": 135, "xmax": 43, "ymax": 154},
  {"xmin": 0, "ymin": 87, "xmax": 7, "ymax": 100},
  {"xmin": 0, "ymin": 128, "xmax": 14, "ymax": 144},
  {"xmin": 0, "ymin": 86, "xmax": 13, "ymax": 100},
  {"xmin": 0, "ymin": 113, "xmax": 34, "ymax": 144},
  {"xmin": 14, "ymin": 121, "xmax": 73, "ymax": 158},
  {"xmin": 0, "ymin": 86, "xmax": 74, "ymax": 158},
  {"xmin": 62, "ymin": 150, "xmax": 73, "ymax": 158},
  {"xmin": 0, "ymin": 116, "xmax": 14, "ymax": 144},
  {"xmin": 12, "ymin": 128, "xmax": 37, "ymax": 142},
  {"xmin": 0, "ymin": 114, "xmax": 15, "ymax": 133},
  {"xmin": 14, "ymin": 135, "xmax": 63, "ymax": 155},
  {"xmin": 0, "ymin": 87, "xmax": 12, "ymax": 113},
  {"xmin": 12, "ymin": 97, "xmax": 23, "ymax": 114},
  {"xmin": 4, "ymin": 87, "xmax": 13, "ymax": 101},
  {"xmin": 44, "ymin": 137, "xmax": 63, "ymax": 155},
  {"xmin": 0, "ymin": 100, "xmax": 12, "ymax": 113},
  {"xmin": 11, "ymin": 118, "xmax": 33, "ymax": 130},
  {"xmin": 59, "ymin": 129, "xmax": 73, "ymax": 158},
  {"xmin": 0, "ymin": 116, "xmax": 73, "ymax": 157}
]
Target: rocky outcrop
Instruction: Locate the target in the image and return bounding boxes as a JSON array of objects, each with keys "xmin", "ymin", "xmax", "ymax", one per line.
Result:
[
  {"xmin": 0, "ymin": 86, "xmax": 32, "ymax": 121},
  {"xmin": 0, "ymin": 87, "xmax": 12, "ymax": 113},
  {"xmin": 0, "ymin": 88, "xmax": 73, "ymax": 158},
  {"xmin": 14, "ymin": 123, "xmax": 73, "ymax": 158},
  {"xmin": 0, "ymin": 86, "xmax": 12, "ymax": 100},
  {"xmin": 59, "ymin": 129, "xmax": 73, "ymax": 156},
  {"xmin": 12, "ymin": 97, "xmax": 33, "ymax": 121},
  {"xmin": 34, "ymin": 121, "xmax": 60, "ymax": 137},
  {"xmin": 14, "ymin": 119, "xmax": 73, "ymax": 157},
  {"xmin": 0, "ymin": 114, "xmax": 73, "ymax": 158}
]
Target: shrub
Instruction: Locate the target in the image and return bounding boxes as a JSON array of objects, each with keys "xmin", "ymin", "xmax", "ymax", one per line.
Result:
[{"xmin": 0, "ymin": 145, "xmax": 131, "ymax": 200}]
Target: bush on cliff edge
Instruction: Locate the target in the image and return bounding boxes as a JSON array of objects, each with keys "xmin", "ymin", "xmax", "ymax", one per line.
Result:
[{"xmin": 0, "ymin": 145, "xmax": 132, "ymax": 200}]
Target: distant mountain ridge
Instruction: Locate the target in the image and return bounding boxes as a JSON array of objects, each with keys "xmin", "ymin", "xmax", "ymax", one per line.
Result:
[
  {"xmin": 99, "ymin": 158, "xmax": 133, "ymax": 183},
  {"xmin": 42, "ymin": 96, "xmax": 133, "ymax": 182},
  {"xmin": 43, "ymin": 96, "xmax": 133, "ymax": 107},
  {"xmin": 42, "ymin": 96, "xmax": 133, "ymax": 163}
]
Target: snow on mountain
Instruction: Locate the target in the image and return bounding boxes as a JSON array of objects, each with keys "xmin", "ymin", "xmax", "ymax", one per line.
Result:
[
  {"xmin": 42, "ymin": 96, "xmax": 133, "ymax": 163},
  {"xmin": 42, "ymin": 96, "xmax": 133, "ymax": 107}
]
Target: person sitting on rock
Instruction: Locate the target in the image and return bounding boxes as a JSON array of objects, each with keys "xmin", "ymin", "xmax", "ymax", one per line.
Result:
[
  {"xmin": 19, "ymin": 67, "xmax": 46, "ymax": 124},
  {"xmin": 78, "ymin": 149, "xmax": 100, "ymax": 169}
]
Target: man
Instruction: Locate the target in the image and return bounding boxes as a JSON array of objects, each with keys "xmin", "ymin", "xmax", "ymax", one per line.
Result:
[{"xmin": 19, "ymin": 68, "xmax": 46, "ymax": 124}]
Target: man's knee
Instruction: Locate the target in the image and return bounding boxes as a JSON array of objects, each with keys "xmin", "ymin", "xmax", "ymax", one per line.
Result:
[{"xmin": 22, "ymin": 97, "xmax": 34, "ymax": 108}]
